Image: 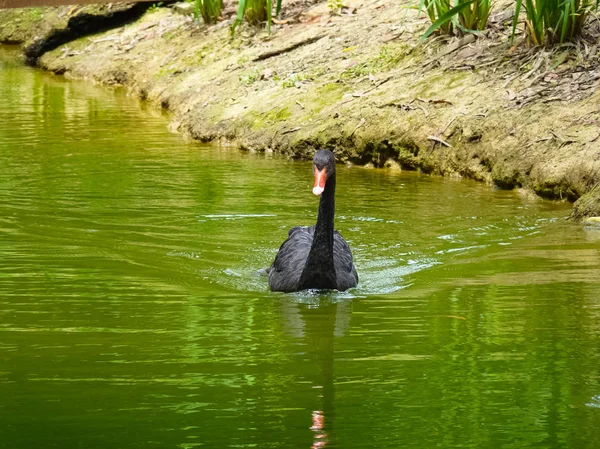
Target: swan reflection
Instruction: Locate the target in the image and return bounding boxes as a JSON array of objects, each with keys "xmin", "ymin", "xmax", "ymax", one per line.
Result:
[{"xmin": 279, "ymin": 296, "xmax": 353, "ymax": 448}]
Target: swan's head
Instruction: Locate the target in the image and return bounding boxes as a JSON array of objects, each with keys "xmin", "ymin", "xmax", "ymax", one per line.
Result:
[{"xmin": 312, "ymin": 150, "xmax": 336, "ymax": 196}]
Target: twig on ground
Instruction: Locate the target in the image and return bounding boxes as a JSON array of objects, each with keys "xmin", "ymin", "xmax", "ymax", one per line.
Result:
[
  {"xmin": 427, "ymin": 135, "xmax": 452, "ymax": 147},
  {"xmin": 252, "ymin": 35, "xmax": 325, "ymax": 62}
]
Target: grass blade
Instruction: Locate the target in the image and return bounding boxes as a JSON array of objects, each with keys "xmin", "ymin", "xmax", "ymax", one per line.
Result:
[
  {"xmin": 231, "ymin": 0, "xmax": 248, "ymax": 35},
  {"xmin": 511, "ymin": 0, "xmax": 523, "ymax": 41},
  {"xmin": 420, "ymin": 0, "xmax": 476, "ymax": 40}
]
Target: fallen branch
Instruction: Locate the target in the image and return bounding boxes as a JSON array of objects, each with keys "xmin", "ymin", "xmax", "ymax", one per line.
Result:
[
  {"xmin": 282, "ymin": 127, "xmax": 302, "ymax": 135},
  {"xmin": 252, "ymin": 35, "xmax": 325, "ymax": 62},
  {"xmin": 363, "ymin": 75, "xmax": 393, "ymax": 94},
  {"xmin": 378, "ymin": 100, "xmax": 429, "ymax": 117},
  {"xmin": 427, "ymin": 135, "xmax": 452, "ymax": 147},
  {"xmin": 350, "ymin": 118, "xmax": 366, "ymax": 137}
]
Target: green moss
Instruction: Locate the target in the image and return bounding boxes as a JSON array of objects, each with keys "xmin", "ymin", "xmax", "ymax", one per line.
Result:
[
  {"xmin": 315, "ymin": 82, "xmax": 345, "ymax": 104},
  {"xmin": 247, "ymin": 106, "xmax": 291, "ymax": 130},
  {"xmin": 570, "ymin": 185, "xmax": 600, "ymax": 221},
  {"xmin": 347, "ymin": 139, "xmax": 421, "ymax": 168},
  {"xmin": 286, "ymin": 82, "xmax": 346, "ymax": 121},
  {"xmin": 532, "ymin": 179, "xmax": 578, "ymax": 201},
  {"xmin": 263, "ymin": 106, "xmax": 291, "ymax": 123},
  {"xmin": 157, "ymin": 64, "xmax": 180, "ymax": 78},
  {"xmin": 412, "ymin": 69, "xmax": 469, "ymax": 98},
  {"xmin": 304, "ymin": 82, "xmax": 345, "ymax": 115},
  {"xmin": 0, "ymin": 8, "xmax": 49, "ymax": 43},
  {"xmin": 340, "ymin": 44, "xmax": 408, "ymax": 79},
  {"xmin": 26, "ymin": 8, "xmax": 44, "ymax": 21},
  {"xmin": 316, "ymin": 82, "xmax": 344, "ymax": 95},
  {"xmin": 183, "ymin": 48, "xmax": 208, "ymax": 66},
  {"xmin": 491, "ymin": 163, "xmax": 520, "ymax": 189}
]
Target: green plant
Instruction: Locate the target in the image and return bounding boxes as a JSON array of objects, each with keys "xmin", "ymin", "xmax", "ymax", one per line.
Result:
[
  {"xmin": 281, "ymin": 73, "xmax": 308, "ymax": 87},
  {"xmin": 458, "ymin": 0, "xmax": 492, "ymax": 30},
  {"xmin": 419, "ymin": 0, "xmax": 492, "ymax": 39},
  {"xmin": 195, "ymin": 0, "xmax": 223, "ymax": 25},
  {"xmin": 26, "ymin": 8, "xmax": 43, "ymax": 20},
  {"xmin": 328, "ymin": 0, "xmax": 344, "ymax": 14},
  {"xmin": 512, "ymin": 0, "xmax": 596, "ymax": 45},
  {"xmin": 231, "ymin": 0, "xmax": 283, "ymax": 34},
  {"xmin": 239, "ymin": 68, "xmax": 261, "ymax": 84},
  {"xmin": 147, "ymin": 2, "xmax": 164, "ymax": 13},
  {"xmin": 422, "ymin": 0, "xmax": 455, "ymax": 35}
]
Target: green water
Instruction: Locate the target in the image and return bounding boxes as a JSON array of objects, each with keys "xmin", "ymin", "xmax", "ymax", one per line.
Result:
[{"xmin": 1, "ymin": 46, "xmax": 600, "ymax": 449}]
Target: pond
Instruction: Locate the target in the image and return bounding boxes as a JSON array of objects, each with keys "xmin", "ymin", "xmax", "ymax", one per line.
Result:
[{"xmin": 1, "ymin": 45, "xmax": 599, "ymax": 449}]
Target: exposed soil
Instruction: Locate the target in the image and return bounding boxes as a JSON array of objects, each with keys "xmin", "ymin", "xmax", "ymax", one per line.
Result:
[
  {"xmin": 2, "ymin": 0, "xmax": 600, "ymax": 218},
  {"xmin": 22, "ymin": 3, "xmax": 152, "ymax": 64}
]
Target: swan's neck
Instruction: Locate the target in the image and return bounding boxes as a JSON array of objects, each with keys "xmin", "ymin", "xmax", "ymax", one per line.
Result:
[{"xmin": 298, "ymin": 173, "xmax": 337, "ymax": 289}]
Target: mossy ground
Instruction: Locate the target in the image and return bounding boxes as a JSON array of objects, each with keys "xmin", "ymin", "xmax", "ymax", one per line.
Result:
[
  {"xmin": 0, "ymin": 6, "xmax": 61, "ymax": 44},
  {"xmin": 572, "ymin": 185, "xmax": 600, "ymax": 222},
  {"xmin": 2, "ymin": 0, "xmax": 600, "ymax": 219}
]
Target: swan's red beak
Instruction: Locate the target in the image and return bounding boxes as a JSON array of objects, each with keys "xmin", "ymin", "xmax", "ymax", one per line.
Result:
[{"xmin": 313, "ymin": 167, "xmax": 326, "ymax": 195}]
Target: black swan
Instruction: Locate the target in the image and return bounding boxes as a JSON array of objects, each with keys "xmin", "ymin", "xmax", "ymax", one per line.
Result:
[{"xmin": 268, "ymin": 150, "xmax": 358, "ymax": 292}]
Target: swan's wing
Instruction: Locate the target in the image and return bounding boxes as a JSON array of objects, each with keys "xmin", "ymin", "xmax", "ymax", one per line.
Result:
[
  {"xmin": 268, "ymin": 226, "xmax": 314, "ymax": 292},
  {"xmin": 333, "ymin": 231, "xmax": 358, "ymax": 290}
]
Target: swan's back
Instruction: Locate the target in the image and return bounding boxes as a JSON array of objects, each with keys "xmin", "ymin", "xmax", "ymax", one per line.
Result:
[
  {"xmin": 268, "ymin": 226, "xmax": 313, "ymax": 292},
  {"xmin": 268, "ymin": 226, "xmax": 358, "ymax": 292},
  {"xmin": 332, "ymin": 232, "xmax": 359, "ymax": 291}
]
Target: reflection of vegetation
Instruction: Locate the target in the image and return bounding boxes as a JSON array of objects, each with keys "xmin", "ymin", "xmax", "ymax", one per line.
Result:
[
  {"xmin": 416, "ymin": 276, "xmax": 599, "ymax": 447},
  {"xmin": 3, "ymin": 48, "xmax": 600, "ymax": 449}
]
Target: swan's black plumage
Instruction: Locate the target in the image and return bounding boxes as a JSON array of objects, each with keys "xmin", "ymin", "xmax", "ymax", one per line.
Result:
[{"xmin": 268, "ymin": 150, "xmax": 358, "ymax": 292}]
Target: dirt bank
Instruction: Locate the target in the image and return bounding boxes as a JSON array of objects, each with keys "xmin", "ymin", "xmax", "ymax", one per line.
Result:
[
  {"xmin": 0, "ymin": 3, "xmax": 150, "ymax": 47},
  {"xmin": 2, "ymin": 0, "xmax": 600, "ymax": 218}
]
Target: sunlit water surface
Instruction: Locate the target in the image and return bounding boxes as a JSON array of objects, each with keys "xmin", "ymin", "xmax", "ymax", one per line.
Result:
[{"xmin": 1, "ymin": 46, "xmax": 600, "ymax": 449}]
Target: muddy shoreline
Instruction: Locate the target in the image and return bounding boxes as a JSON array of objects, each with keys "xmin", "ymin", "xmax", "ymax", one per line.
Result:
[{"xmin": 2, "ymin": 1, "xmax": 599, "ymax": 218}]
